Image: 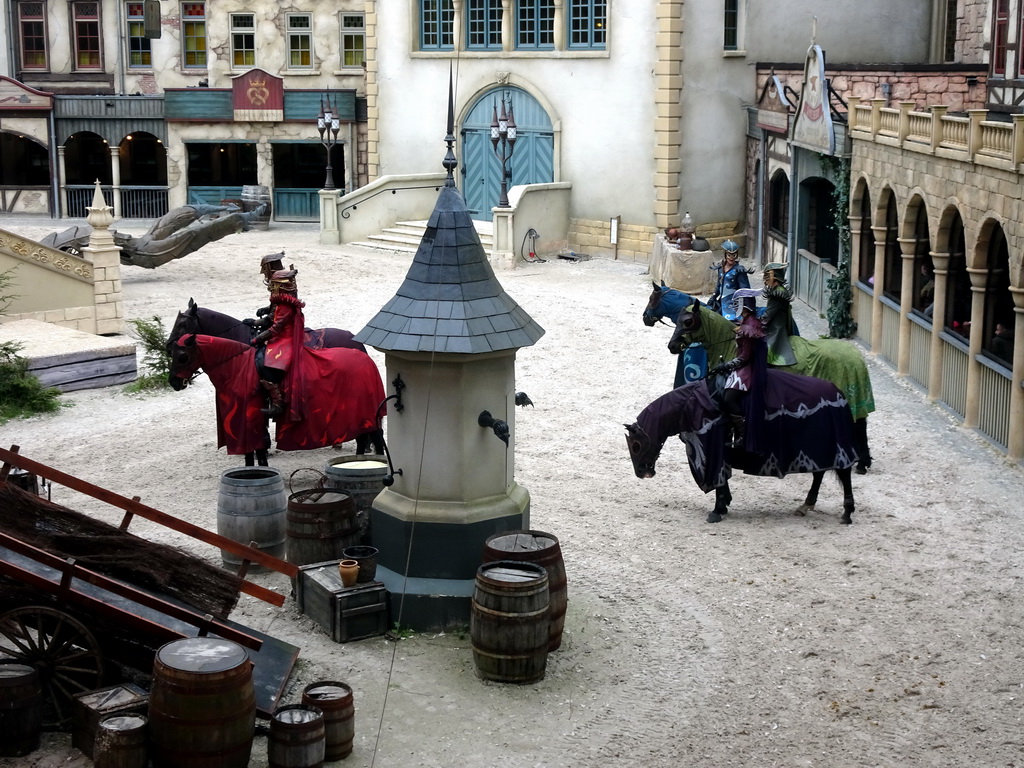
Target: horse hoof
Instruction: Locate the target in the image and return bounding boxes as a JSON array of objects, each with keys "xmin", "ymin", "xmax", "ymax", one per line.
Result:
[
  {"xmin": 840, "ymin": 515, "xmax": 853, "ymax": 525},
  {"xmin": 707, "ymin": 512, "xmax": 723, "ymax": 523},
  {"xmin": 856, "ymin": 464, "xmax": 868, "ymax": 475},
  {"xmin": 794, "ymin": 505, "xmax": 811, "ymax": 516}
]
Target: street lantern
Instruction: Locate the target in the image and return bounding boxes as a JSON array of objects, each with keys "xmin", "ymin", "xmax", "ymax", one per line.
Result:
[
  {"xmin": 317, "ymin": 94, "xmax": 341, "ymax": 190},
  {"xmin": 489, "ymin": 92, "xmax": 517, "ymax": 208}
]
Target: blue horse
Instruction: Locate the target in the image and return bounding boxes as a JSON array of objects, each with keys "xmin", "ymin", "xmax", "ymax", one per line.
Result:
[{"xmin": 642, "ymin": 283, "xmax": 706, "ymax": 387}]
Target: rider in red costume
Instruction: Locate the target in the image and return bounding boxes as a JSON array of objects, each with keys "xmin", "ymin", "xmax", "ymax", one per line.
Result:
[{"xmin": 252, "ymin": 268, "xmax": 306, "ymax": 419}]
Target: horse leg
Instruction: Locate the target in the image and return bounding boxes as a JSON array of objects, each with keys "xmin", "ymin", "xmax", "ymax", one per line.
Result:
[
  {"xmin": 796, "ymin": 471, "xmax": 826, "ymax": 516},
  {"xmin": 256, "ymin": 448, "xmax": 269, "ymax": 467},
  {"xmin": 244, "ymin": 452, "xmax": 255, "ymax": 467},
  {"xmin": 837, "ymin": 467, "xmax": 855, "ymax": 525},
  {"xmin": 854, "ymin": 417, "xmax": 871, "ymax": 474},
  {"xmin": 355, "ymin": 433, "xmax": 369, "ymax": 455},
  {"xmin": 708, "ymin": 482, "xmax": 731, "ymax": 523}
]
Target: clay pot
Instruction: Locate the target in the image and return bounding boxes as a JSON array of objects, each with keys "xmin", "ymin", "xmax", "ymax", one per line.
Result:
[{"xmin": 338, "ymin": 560, "xmax": 360, "ymax": 587}]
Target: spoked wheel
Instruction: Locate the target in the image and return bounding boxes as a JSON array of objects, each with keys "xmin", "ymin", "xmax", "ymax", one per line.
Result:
[{"xmin": 0, "ymin": 606, "xmax": 105, "ymax": 730}]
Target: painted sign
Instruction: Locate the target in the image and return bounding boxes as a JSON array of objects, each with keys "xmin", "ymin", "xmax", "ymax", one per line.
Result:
[
  {"xmin": 232, "ymin": 69, "xmax": 284, "ymax": 122},
  {"xmin": 0, "ymin": 76, "xmax": 53, "ymax": 110},
  {"xmin": 756, "ymin": 73, "xmax": 792, "ymax": 134},
  {"xmin": 790, "ymin": 45, "xmax": 835, "ymax": 155}
]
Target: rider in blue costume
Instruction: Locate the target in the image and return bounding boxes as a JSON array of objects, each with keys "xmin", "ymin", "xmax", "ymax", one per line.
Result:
[{"xmin": 710, "ymin": 239, "xmax": 755, "ymax": 322}]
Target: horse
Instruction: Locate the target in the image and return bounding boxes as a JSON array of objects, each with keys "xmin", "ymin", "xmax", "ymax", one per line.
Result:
[
  {"xmin": 625, "ymin": 370, "xmax": 858, "ymax": 524},
  {"xmin": 647, "ymin": 284, "xmax": 874, "ymax": 473},
  {"xmin": 166, "ymin": 299, "xmax": 384, "ymax": 456},
  {"xmin": 168, "ymin": 334, "xmax": 386, "ymax": 463},
  {"xmin": 642, "ymin": 284, "xmax": 700, "ymax": 388}
]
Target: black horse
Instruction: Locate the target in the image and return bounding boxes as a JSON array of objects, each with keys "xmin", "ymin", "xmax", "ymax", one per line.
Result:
[
  {"xmin": 652, "ymin": 289, "xmax": 874, "ymax": 475},
  {"xmin": 625, "ymin": 370, "xmax": 858, "ymax": 524},
  {"xmin": 166, "ymin": 299, "xmax": 385, "ymax": 457}
]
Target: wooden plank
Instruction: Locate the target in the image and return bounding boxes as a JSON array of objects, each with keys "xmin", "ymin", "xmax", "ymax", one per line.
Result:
[{"xmin": 0, "ymin": 446, "xmax": 297, "ymax": 598}]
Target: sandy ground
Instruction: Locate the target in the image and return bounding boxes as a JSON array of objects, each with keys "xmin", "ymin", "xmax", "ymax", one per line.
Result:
[{"xmin": 2, "ymin": 217, "xmax": 1024, "ymax": 768}]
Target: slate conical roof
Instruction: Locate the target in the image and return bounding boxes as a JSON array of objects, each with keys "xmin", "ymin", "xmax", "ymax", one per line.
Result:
[{"xmin": 353, "ymin": 184, "xmax": 545, "ymax": 354}]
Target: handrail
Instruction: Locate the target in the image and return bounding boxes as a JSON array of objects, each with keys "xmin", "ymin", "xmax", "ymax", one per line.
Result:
[{"xmin": 340, "ymin": 184, "xmax": 443, "ymax": 219}]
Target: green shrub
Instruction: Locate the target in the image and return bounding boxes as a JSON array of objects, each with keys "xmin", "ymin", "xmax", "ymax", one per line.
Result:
[
  {"xmin": 0, "ymin": 341, "xmax": 62, "ymax": 423},
  {"xmin": 124, "ymin": 316, "xmax": 172, "ymax": 393},
  {"xmin": 0, "ymin": 268, "xmax": 63, "ymax": 423}
]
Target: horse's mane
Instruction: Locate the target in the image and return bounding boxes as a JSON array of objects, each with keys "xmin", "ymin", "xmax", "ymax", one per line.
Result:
[{"xmin": 683, "ymin": 304, "xmax": 739, "ymax": 364}]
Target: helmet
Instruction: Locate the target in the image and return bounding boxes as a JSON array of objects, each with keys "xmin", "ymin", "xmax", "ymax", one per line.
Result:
[
  {"xmin": 763, "ymin": 262, "xmax": 788, "ymax": 284},
  {"xmin": 269, "ymin": 268, "xmax": 298, "ymax": 293},
  {"xmin": 261, "ymin": 252, "xmax": 286, "ymax": 283},
  {"xmin": 722, "ymin": 239, "xmax": 740, "ymax": 254}
]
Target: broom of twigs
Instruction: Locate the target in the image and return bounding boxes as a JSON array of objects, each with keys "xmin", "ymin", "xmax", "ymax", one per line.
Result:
[{"xmin": 0, "ymin": 482, "xmax": 243, "ymax": 618}]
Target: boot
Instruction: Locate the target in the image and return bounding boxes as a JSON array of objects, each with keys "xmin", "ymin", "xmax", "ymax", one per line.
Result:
[
  {"xmin": 260, "ymin": 379, "xmax": 284, "ymax": 418},
  {"xmin": 728, "ymin": 414, "xmax": 746, "ymax": 449}
]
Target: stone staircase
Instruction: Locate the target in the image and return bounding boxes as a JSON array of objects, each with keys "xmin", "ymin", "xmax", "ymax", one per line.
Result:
[{"xmin": 352, "ymin": 220, "xmax": 493, "ymax": 254}]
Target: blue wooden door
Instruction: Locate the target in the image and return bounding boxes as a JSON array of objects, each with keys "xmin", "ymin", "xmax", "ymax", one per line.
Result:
[{"xmin": 461, "ymin": 87, "xmax": 553, "ymax": 221}]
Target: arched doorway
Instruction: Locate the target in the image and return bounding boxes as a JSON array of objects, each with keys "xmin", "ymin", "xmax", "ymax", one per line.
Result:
[
  {"xmin": 119, "ymin": 132, "xmax": 169, "ymax": 218},
  {"xmin": 460, "ymin": 86, "xmax": 553, "ymax": 221},
  {"xmin": 64, "ymin": 131, "xmax": 112, "ymax": 217}
]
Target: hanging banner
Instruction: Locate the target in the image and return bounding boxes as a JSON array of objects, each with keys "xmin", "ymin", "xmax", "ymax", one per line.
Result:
[{"xmin": 790, "ymin": 44, "xmax": 835, "ymax": 155}]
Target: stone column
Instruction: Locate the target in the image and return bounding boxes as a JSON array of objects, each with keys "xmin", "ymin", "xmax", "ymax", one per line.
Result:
[
  {"xmin": 552, "ymin": 0, "xmax": 565, "ymax": 51},
  {"xmin": 81, "ymin": 182, "xmax": 124, "ymax": 335},
  {"xmin": 869, "ymin": 225, "xmax": 887, "ymax": 354},
  {"xmin": 1008, "ymin": 286, "xmax": 1024, "ymax": 459},
  {"xmin": 963, "ymin": 267, "xmax": 988, "ymax": 428},
  {"xmin": 57, "ymin": 145, "xmax": 68, "ymax": 218},
  {"xmin": 927, "ymin": 251, "xmax": 950, "ymax": 401},
  {"xmin": 896, "ymin": 236, "xmax": 917, "ymax": 375},
  {"xmin": 452, "ymin": 0, "xmax": 464, "ymax": 51},
  {"xmin": 110, "ymin": 145, "xmax": 122, "ymax": 220},
  {"xmin": 501, "ymin": 0, "xmax": 512, "ymax": 51}
]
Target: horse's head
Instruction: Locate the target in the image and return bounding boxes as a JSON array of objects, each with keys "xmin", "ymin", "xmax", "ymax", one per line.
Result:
[
  {"xmin": 624, "ymin": 422, "xmax": 660, "ymax": 478},
  {"xmin": 168, "ymin": 333, "xmax": 201, "ymax": 391},
  {"xmin": 164, "ymin": 299, "xmax": 200, "ymax": 357},
  {"xmin": 643, "ymin": 281, "xmax": 670, "ymax": 327},
  {"xmin": 668, "ymin": 299, "xmax": 702, "ymax": 355}
]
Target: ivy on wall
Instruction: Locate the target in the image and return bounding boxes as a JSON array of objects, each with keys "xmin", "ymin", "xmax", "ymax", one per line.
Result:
[{"xmin": 819, "ymin": 155, "xmax": 857, "ymax": 339}]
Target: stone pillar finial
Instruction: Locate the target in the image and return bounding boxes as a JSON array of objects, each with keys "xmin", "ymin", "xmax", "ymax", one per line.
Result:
[{"xmin": 86, "ymin": 180, "xmax": 115, "ymax": 237}]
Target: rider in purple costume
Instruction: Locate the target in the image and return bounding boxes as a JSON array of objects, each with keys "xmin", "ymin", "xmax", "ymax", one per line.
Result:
[{"xmin": 707, "ymin": 306, "xmax": 768, "ymax": 453}]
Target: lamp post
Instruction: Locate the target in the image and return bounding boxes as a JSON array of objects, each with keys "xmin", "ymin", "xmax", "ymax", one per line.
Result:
[
  {"xmin": 317, "ymin": 94, "xmax": 341, "ymax": 190},
  {"xmin": 489, "ymin": 92, "xmax": 517, "ymax": 208}
]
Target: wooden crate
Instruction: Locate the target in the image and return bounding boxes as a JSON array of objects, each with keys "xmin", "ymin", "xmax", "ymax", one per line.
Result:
[
  {"xmin": 296, "ymin": 560, "xmax": 389, "ymax": 643},
  {"xmin": 72, "ymin": 683, "xmax": 149, "ymax": 759}
]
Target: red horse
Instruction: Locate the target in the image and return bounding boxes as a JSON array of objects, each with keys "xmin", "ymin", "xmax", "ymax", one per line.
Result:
[{"xmin": 169, "ymin": 334, "xmax": 385, "ymax": 458}]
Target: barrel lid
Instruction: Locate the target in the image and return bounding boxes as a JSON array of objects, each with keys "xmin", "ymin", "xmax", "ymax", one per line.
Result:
[
  {"xmin": 0, "ymin": 662, "xmax": 37, "ymax": 680},
  {"xmin": 157, "ymin": 637, "xmax": 249, "ymax": 673},
  {"xmin": 329, "ymin": 459, "xmax": 387, "ymax": 470},
  {"xmin": 100, "ymin": 714, "xmax": 147, "ymax": 731},
  {"xmin": 222, "ymin": 467, "xmax": 282, "ymax": 481},
  {"xmin": 478, "ymin": 561, "xmax": 546, "ymax": 583},
  {"xmin": 274, "ymin": 705, "xmax": 322, "ymax": 724},
  {"xmin": 304, "ymin": 682, "xmax": 352, "ymax": 701},
  {"xmin": 486, "ymin": 531, "xmax": 556, "ymax": 553}
]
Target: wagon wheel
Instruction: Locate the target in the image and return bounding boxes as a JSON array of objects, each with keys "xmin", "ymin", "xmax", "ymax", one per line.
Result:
[{"xmin": 0, "ymin": 606, "xmax": 105, "ymax": 730}]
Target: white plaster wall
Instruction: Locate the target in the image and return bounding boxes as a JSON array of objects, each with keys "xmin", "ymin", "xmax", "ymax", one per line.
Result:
[{"xmin": 374, "ymin": 5, "xmax": 660, "ymax": 226}]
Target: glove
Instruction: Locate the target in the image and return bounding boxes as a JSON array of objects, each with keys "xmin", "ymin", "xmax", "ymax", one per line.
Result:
[
  {"xmin": 256, "ymin": 306, "xmax": 272, "ymax": 317},
  {"xmin": 252, "ymin": 331, "xmax": 271, "ymax": 346},
  {"xmin": 242, "ymin": 318, "xmax": 257, "ymax": 327}
]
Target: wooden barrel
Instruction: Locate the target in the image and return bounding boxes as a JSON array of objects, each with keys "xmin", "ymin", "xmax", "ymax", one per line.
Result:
[
  {"xmin": 217, "ymin": 467, "xmax": 288, "ymax": 570},
  {"xmin": 483, "ymin": 530, "xmax": 568, "ymax": 651},
  {"xmin": 268, "ymin": 704, "xmax": 325, "ymax": 768},
  {"xmin": 470, "ymin": 561, "xmax": 550, "ymax": 684},
  {"xmin": 94, "ymin": 714, "xmax": 148, "ymax": 768},
  {"xmin": 301, "ymin": 682, "xmax": 354, "ymax": 761},
  {"xmin": 241, "ymin": 184, "xmax": 272, "ymax": 230},
  {"xmin": 148, "ymin": 637, "xmax": 256, "ymax": 768},
  {"xmin": 323, "ymin": 456, "xmax": 387, "ymax": 515},
  {"xmin": 286, "ymin": 489, "xmax": 360, "ymax": 566},
  {"xmin": 0, "ymin": 662, "xmax": 42, "ymax": 757}
]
